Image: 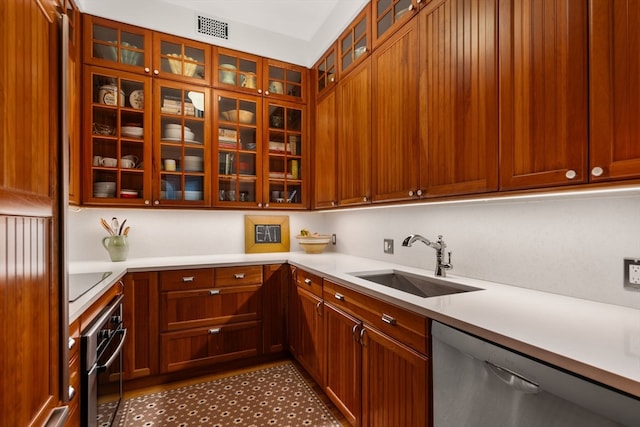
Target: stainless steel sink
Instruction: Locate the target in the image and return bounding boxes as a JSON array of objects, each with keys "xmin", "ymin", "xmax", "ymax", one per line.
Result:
[{"xmin": 351, "ymin": 270, "xmax": 482, "ymax": 298}]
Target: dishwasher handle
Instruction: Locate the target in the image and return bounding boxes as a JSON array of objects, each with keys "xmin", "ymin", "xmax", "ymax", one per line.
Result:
[{"xmin": 485, "ymin": 360, "xmax": 540, "ymax": 394}]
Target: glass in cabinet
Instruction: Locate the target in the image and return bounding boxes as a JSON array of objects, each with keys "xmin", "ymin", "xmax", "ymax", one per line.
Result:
[
  {"xmin": 83, "ymin": 15, "xmax": 151, "ymax": 74},
  {"xmin": 215, "ymin": 92, "xmax": 262, "ymax": 206},
  {"xmin": 339, "ymin": 6, "xmax": 371, "ymax": 74},
  {"xmin": 315, "ymin": 43, "xmax": 338, "ymax": 97},
  {"xmin": 264, "ymin": 59, "xmax": 307, "ymax": 103},
  {"xmin": 83, "ymin": 66, "xmax": 152, "ymax": 205},
  {"xmin": 214, "ymin": 47, "xmax": 264, "ymax": 94},
  {"xmin": 153, "ymin": 33, "xmax": 210, "ymax": 85},
  {"xmin": 264, "ymin": 101, "xmax": 305, "ymax": 208},
  {"xmin": 374, "ymin": 0, "xmax": 421, "ymax": 45},
  {"xmin": 154, "ymin": 81, "xmax": 210, "ymax": 206}
]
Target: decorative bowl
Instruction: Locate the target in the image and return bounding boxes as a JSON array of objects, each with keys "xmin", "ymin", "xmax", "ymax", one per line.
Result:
[
  {"xmin": 223, "ymin": 109, "xmax": 255, "ymax": 124},
  {"xmin": 296, "ymin": 235, "xmax": 332, "ymax": 254}
]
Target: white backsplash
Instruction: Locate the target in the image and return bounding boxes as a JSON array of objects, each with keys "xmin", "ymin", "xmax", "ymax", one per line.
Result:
[{"xmin": 68, "ymin": 191, "xmax": 640, "ymax": 309}]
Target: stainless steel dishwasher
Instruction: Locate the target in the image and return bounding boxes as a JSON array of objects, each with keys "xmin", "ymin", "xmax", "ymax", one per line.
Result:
[{"xmin": 432, "ymin": 321, "xmax": 640, "ymax": 426}]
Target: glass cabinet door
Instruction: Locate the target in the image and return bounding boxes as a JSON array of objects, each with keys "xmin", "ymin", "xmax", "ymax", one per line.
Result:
[
  {"xmin": 214, "ymin": 47, "xmax": 264, "ymax": 95},
  {"xmin": 340, "ymin": 7, "xmax": 371, "ymax": 74},
  {"xmin": 264, "ymin": 101, "xmax": 305, "ymax": 208},
  {"xmin": 83, "ymin": 15, "xmax": 151, "ymax": 74},
  {"xmin": 315, "ymin": 43, "xmax": 338, "ymax": 97},
  {"xmin": 215, "ymin": 92, "xmax": 262, "ymax": 206},
  {"xmin": 154, "ymin": 82, "xmax": 210, "ymax": 206},
  {"xmin": 84, "ymin": 66, "xmax": 152, "ymax": 205},
  {"xmin": 264, "ymin": 60, "xmax": 307, "ymax": 103},
  {"xmin": 154, "ymin": 34, "xmax": 210, "ymax": 85},
  {"xmin": 374, "ymin": 0, "xmax": 419, "ymax": 45}
]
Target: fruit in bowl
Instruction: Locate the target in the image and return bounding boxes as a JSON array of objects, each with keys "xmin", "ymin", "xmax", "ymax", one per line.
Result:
[{"xmin": 296, "ymin": 229, "xmax": 332, "ymax": 254}]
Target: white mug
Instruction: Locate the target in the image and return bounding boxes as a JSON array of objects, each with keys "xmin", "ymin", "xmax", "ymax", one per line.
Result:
[
  {"xmin": 122, "ymin": 154, "xmax": 138, "ymax": 164},
  {"xmin": 93, "ymin": 155, "xmax": 102, "ymax": 166},
  {"xmin": 120, "ymin": 158, "xmax": 136, "ymax": 169},
  {"xmin": 164, "ymin": 159, "xmax": 176, "ymax": 171},
  {"xmin": 100, "ymin": 157, "xmax": 118, "ymax": 167}
]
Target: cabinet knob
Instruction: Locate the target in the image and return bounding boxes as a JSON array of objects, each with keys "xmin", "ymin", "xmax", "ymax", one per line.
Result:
[
  {"xmin": 144, "ymin": 67, "xmax": 150, "ymax": 73},
  {"xmin": 257, "ymin": 203, "xmax": 263, "ymax": 208},
  {"xmin": 154, "ymin": 200, "xmax": 160, "ymax": 205},
  {"xmin": 258, "ymin": 89, "xmax": 263, "ymax": 94},
  {"xmin": 264, "ymin": 203, "xmax": 269, "ymax": 208},
  {"xmin": 153, "ymin": 69, "xmax": 159, "ymax": 75},
  {"xmin": 565, "ymin": 169, "xmax": 577, "ymax": 180},
  {"xmin": 409, "ymin": 4, "xmax": 415, "ymax": 11},
  {"xmin": 68, "ymin": 386, "xmax": 76, "ymax": 401},
  {"xmin": 591, "ymin": 166, "xmax": 604, "ymax": 177},
  {"xmin": 265, "ymin": 90, "xmax": 270, "ymax": 96},
  {"xmin": 330, "ymin": 76, "xmax": 335, "ymax": 83},
  {"xmin": 408, "ymin": 190, "xmax": 414, "ymax": 197},
  {"xmin": 144, "ymin": 200, "xmax": 150, "ymax": 205},
  {"xmin": 331, "ymin": 201, "xmax": 337, "ymax": 206},
  {"xmin": 416, "ymin": 189, "xmax": 423, "ymax": 196},
  {"xmin": 363, "ymin": 196, "xmax": 368, "ymax": 202},
  {"xmin": 304, "ymin": 278, "xmax": 312, "ymax": 286}
]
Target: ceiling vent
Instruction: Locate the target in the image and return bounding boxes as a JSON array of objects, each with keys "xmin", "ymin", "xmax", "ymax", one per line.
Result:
[{"xmin": 196, "ymin": 14, "xmax": 229, "ymax": 40}]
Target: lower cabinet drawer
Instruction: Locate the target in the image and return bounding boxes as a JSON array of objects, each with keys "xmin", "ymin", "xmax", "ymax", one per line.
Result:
[
  {"xmin": 160, "ymin": 285, "xmax": 262, "ymax": 331},
  {"xmin": 65, "ymin": 352, "xmax": 81, "ymax": 427},
  {"xmin": 160, "ymin": 321, "xmax": 263, "ymax": 372}
]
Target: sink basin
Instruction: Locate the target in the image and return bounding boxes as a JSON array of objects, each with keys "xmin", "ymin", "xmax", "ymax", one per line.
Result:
[{"xmin": 351, "ymin": 270, "xmax": 481, "ymax": 298}]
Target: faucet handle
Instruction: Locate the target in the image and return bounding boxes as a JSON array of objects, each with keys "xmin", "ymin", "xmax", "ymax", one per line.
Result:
[{"xmin": 445, "ymin": 251, "xmax": 453, "ymax": 268}]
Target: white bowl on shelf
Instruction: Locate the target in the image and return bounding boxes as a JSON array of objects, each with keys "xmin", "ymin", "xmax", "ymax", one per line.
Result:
[{"xmin": 183, "ymin": 156, "xmax": 203, "ymax": 171}]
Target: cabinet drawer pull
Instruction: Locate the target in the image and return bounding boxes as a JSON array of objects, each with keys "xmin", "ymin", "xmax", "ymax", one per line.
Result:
[
  {"xmin": 68, "ymin": 386, "xmax": 76, "ymax": 401},
  {"xmin": 381, "ymin": 313, "xmax": 397, "ymax": 325},
  {"xmin": 334, "ymin": 293, "xmax": 345, "ymax": 301},
  {"xmin": 359, "ymin": 328, "xmax": 367, "ymax": 346},
  {"xmin": 208, "ymin": 328, "xmax": 221, "ymax": 334},
  {"xmin": 304, "ymin": 278, "xmax": 312, "ymax": 286},
  {"xmin": 209, "ymin": 289, "xmax": 220, "ymax": 295},
  {"xmin": 182, "ymin": 276, "xmax": 195, "ymax": 283},
  {"xmin": 68, "ymin": 337, "xmax": 76, "ymax": 350},
  {"xmin": 352, "ymin": 323, "xmax": 361, "ymax": 343},
  {"xmin": 234, "ymin": 273, "xmax": 246, "ymax": 279}
]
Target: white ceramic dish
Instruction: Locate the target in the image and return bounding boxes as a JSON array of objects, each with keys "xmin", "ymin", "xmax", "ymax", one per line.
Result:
[{"xmin": 129, "ymin": 90, "xmax": 144, "ymax": 109}]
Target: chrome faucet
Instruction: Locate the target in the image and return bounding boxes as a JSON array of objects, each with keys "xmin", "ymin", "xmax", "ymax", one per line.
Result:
[{"xmin": 402, "ymin": 234, "xmax": 453, "ymax": 277}]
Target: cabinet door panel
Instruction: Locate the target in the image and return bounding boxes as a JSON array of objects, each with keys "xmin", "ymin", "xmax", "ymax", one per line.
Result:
[
  {"xmin": 324, "ymin": 304, "xmax": 361, "ymax": 427},
  {"xmin": 295, "ymin": 287, "xmax": 325, "ymax": 386},
  {"xmin": 589, "ymin": 0, "xmax": 640, "ymax": 181},
  {"xmin": 372, "ymin": 18, "xmax": 421, "ymax": 202},
  {"xmin": 337, "ymin": 60, "xmax": 372, "ymax": 206},
  {"xmin": 499, "ymin": 0, "xmax": 588, "ymax": 190},
  {"xmin": 263, "ymin": 264, "xmax": 287, "ymax": 354},
  {"xmin": 421, "ymin": 0, "xmax": 499, "ymax": 197},
  {"xmin": 314, "ymin": 90, "xmax": 338, "ymax": 209},
  {"xmin": 362, "ymin": 326, "xmax": 429, "ymax": 427}
]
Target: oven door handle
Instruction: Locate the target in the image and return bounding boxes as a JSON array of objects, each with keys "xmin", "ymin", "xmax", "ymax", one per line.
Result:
[{"xmin": 97, "ymin": 328, "xmax": 127, "ymax": 373}]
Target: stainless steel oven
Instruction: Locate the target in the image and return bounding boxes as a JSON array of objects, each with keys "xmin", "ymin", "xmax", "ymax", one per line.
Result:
[{"xmin": 81, "ymin": 294, "xmax": 127, "ymax": 427}]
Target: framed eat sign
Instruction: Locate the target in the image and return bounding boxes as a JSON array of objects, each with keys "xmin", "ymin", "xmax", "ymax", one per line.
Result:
[{"xmin": 244, "ymin": 215, "xmax": 290, "ymax": 253}]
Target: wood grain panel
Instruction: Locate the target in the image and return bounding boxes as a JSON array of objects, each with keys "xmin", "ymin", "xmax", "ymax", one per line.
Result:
[
  {"xmin": 337, "ymin": 60, "xmax": 372, "ymax": 206},
  {"xmin": 295, "ymin": 287, "xmax": 325, "ymax": 386},
  {"xmin": 314, "ymin": 90, "xmax": 338, "ymax": 208},
  {"xmin": 589, "ymin": 0, "xmax": 640, "ymax": 182},
  {"xmin": 362, "ymin": 326, "xmax": 429, "ymax": 427},
  {"xmin": 499, "ymin": 0, "xmax": 588, "ymax": 190},
  {"xmin": 262, "ymin": 264, "xmax": 287, "ymax": 354},
  {"xmin": 372, "ymin": 18, "xmax": 421, "ymax": 203},
  {"xmin": 421, "ymin": 0, "xmax": 499, "ymax": 197}
]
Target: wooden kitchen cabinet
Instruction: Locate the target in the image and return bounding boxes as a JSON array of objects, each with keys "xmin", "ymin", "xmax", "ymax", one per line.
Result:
[
  {"xmin": 214, "ymin": 47, "xmax": 264, "ymax": 95},
  {"xmin": 324, "ymin": 303, "xmax": 362, "ymax": 426},
  {"xmin": 323, "ymin": 279, "xmax": 430, "ymax": 426},
  {"xmin": 589, "ymin": 0, "xmax": 640, "ymax": 182},
  {"xmin": 152, "ymin": 32, "xmax": 211, "ymax": 85},
  {"xmin": 83, "ymin": 15, "xmax": 153, "ymax": 75},
  {"xmin": 338, "ymin": 6, "xmax": 371, "ymax": 77},
  {"xmin": 82, "ymin": 65, "xmax": 153, "ymax": 205},
  {"xmin": 499, "ymin": 0, "xmax": 589, "ymax": 190},
  {"xmin": 263, "ymin": 264, "xmax": 288, "ymax": 354},
  {"xmin": 263, "ymin": 58, "xmax": 308, "ymax": 104},
  {"xmin": 289, "ymin": 267, "xmax": 325, "ymax": 386},
  {"xmin": 337, "ymin": 59, "xmax": 372, "ymax": 206},
  {"xmin": 373, "ymin": 0, "xmax": 423, "ymax": 47},
  {"xmin": 314, "ymin": 43, "xmax": 338, "ymax": 98},
  {"xmin": 154, "ymin": 80, "xmax": 211, "ymax": 207},
  {"xmin": 314, "ymin": 88, "xmax": 339, "ymax": 209},
  {"xmin": 419, "ymin": 0, "xmax": 499, "ymax": 197},
  {"xmin": 66, "ymin": 320, "xmax": 81, "ymax": 427},
  {"xmin": 122, "ymin": 272, "xmax": 159, "ymax": 380},
  {"xmin": 158, "ymin": 266, "xmax": 263, "ymax": 373},
  {"xmin": 371, "ymin": 17, "xmax": 421, "ymax": 203}
]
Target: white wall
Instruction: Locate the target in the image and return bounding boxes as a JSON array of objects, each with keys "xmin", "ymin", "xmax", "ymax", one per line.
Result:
[
  {"xmin": 68, "ymin": 208, "xmax": 328, "ymax": 260},
  {"xmin": 323, "ymin": 191, "xmax": 640, "ymax": 309},
  {"xmin": 68, "ymin": 191, "xmax": 640, "ymax": 309}
]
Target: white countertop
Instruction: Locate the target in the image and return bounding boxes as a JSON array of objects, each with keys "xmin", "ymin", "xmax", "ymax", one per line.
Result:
[{"xmin": 69, "ymin": 252, "xmax": 640, "ymax": 397}]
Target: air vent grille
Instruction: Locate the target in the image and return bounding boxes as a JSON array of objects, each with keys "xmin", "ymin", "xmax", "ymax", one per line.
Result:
[{"xmin": 197, "ymin": 15, "xmax": 229, "ymax": 40}]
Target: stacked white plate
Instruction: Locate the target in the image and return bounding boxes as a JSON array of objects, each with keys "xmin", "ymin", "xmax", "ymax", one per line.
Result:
[
  {"xmin": 164, "ymin": 123, "xmax": 195, "ymax": 141},
  {"xmin": 94, "ymin": 181, "xmax": 116, "ymax": 198},
  {"xmin": 183, "ymin": 155, "xmax": 203, "ymax": 171},
  {"xmin": 121, "ymin": 126, "xmax": 143, "ymax": 138}
]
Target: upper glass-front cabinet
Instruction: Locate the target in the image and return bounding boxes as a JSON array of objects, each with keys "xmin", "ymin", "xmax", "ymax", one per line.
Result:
[
  {"xmin": 314, "ymin": 43, "xmax": 338, "ymax": 98},
  {"xmin": 214, "ymin": 47, "xmax": 264, "ymax": 95},
  {"xmin": 339, "ymin": 6, "xmax": 371, "ymax": 75},
  {"xmin": 153, "ymin": 34, "xmax": 211, "ymax": 85},
  {"xmin": 264, "ymin": 59, "xmax": 307, "ymax": 103},
  {"xmin": 373, "ymin": 0, "xmax": 423, "ymax": 45},
  {"xmin": 83, "ymin": 15, "xmax": 152, "ymax": 74}
]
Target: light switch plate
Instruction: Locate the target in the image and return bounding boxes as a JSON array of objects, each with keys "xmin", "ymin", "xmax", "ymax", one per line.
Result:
[
  {"xmin": 384, "ymin": 239, "xmax": 394, "ymax": 254},
  {"xmin": 623, "ymin": 258, "xmax": 640, "ymax": 291}
]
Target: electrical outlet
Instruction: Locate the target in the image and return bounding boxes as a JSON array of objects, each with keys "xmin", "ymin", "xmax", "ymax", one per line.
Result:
[
  {"xmin": 384, "ymin": 239, "xmax": 394, "ymax": 254},
  {"xmin": 623, "ymin": 258, "xmax": 640, "ymax": 291},
  {"xmin": 331, "ymin": 234, "xmax": 337, "ymax": 245}
]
